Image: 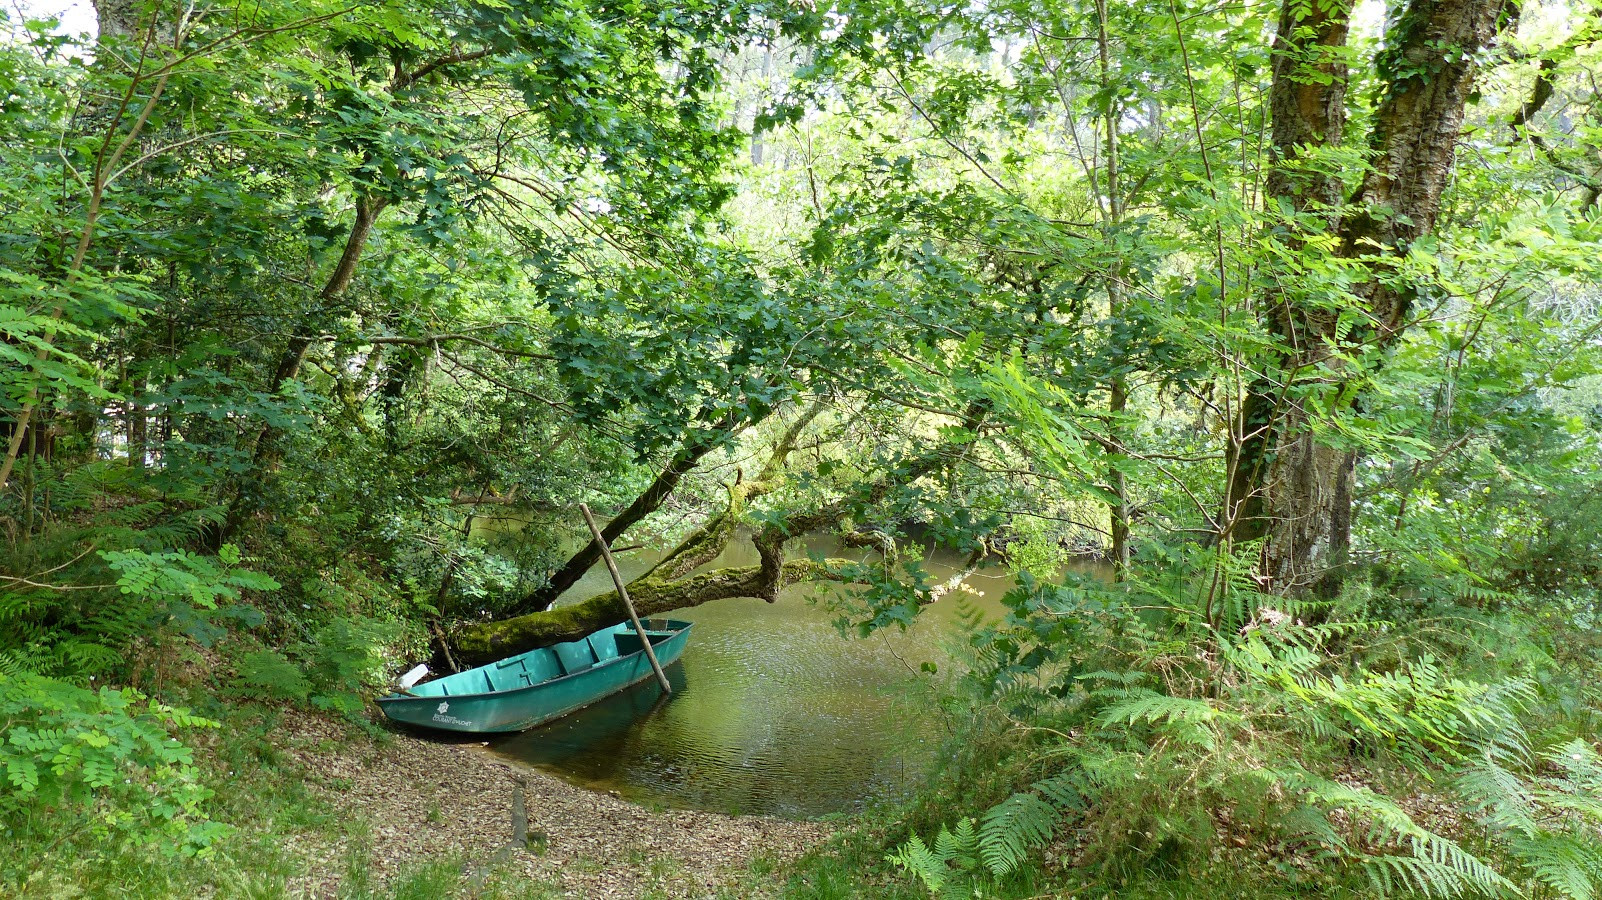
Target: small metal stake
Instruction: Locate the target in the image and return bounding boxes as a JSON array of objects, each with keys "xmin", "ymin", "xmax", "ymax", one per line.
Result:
[{"xmin": 579, "ymin": 503, "xmax": 672, "ymax": 693}]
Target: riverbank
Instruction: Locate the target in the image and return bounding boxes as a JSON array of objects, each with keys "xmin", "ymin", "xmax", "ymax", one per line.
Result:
[{"xmin": 274, "ymin": 711, "xmax": 833, "ymax": 898}]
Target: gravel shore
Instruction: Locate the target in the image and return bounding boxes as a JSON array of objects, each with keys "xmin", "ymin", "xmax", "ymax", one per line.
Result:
[{"xmin": 278, "ymin": 712, "xmax": 831, "ymax": 898}]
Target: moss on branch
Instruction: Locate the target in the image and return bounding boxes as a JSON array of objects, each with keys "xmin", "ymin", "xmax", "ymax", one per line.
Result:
[
  {"xmin": 449, "ymin": 558, "xmax": 852, "ymax": 665},
  {"xmin": 447, "ymin": 400, "xmax": 979, "ymax": 666}
]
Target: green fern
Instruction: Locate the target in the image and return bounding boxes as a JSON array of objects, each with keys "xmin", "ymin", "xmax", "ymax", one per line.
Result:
[
  {"xmin": 1513, "ymin": 833, "xmax": 1602, "ymax": 900},
  {"xmin": 891, "ymin": 832, "xmax": 947, "ymax": 894},
  {"xmin": 1031, "ymin": 770, "xmax": 1088, "ymax": 812},
  {"xmin": 1092, "ymin": 690, "xmax": 1235, "ymax": 749},
  {"xmin": 1455, "ymin": 753, "xmax": 1538, "ymax": 835},
  {"xmin": 978, "ymin": 792, "xmax": 1059, "ymax": 877},
  {"xmin": 1475, "ymin": 740, "xmax": 1602, "ymax": 900},
  {"xmin": 891, "ymin": 818, "xmax": 985, "ymax": 900},
  {"xmin": 233, "ymin": 649, "xmax": 312, "ymax": 701},
  {"xmin": 1094, "ymin": 691, "xmax": 1232, "ymax": 728},
  {"xmin": 1275, "ymin": 771, "xmax": 1517, "ymax": 899},
  {"xmin": 1076, "ymin": 669, "xmax": 1149, "ymax": 686}
]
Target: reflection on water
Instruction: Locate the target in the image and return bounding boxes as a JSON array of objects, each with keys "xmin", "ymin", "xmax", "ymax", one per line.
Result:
[{"xmin": 490, "ymin": 534, "xmax": 1085, "ymax": 818}]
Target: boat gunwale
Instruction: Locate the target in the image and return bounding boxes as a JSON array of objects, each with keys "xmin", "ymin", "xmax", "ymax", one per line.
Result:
[{"xmin": 375, "ymin": 621, "xmax": 691, "ymax": 705}]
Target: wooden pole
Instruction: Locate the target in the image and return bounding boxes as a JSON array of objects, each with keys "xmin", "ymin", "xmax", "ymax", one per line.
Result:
[{"xmin": 579, "ymin": 503, "xmax": 672, "ymax": 694}]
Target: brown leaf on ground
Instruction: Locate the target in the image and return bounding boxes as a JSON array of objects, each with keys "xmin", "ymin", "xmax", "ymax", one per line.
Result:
[{"xmin": 276, "ymin": 711, "xmax": 830, "ymax": 898}]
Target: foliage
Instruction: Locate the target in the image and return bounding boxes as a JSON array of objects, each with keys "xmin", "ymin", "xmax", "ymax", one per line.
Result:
[
  {"xmin": 2, "ymin": 0, "xmax": 1602, "ymax": 894},
  {"xmin": 890, "ymin": 547, "xmax": 1602, "ymax": 898},
  {"xmin": 232, "ymin": 649, "xmax": 312, "ymax": 702},
  {"xmin": 0, "ymin": 673, "xmax": 227, "ymax": 857},
  {"xmin": 891, "ymin": 794, "xmax": 1059, "ymax": 897},
  {"xmin": 2, "ymin": 540, "xmax": 279, "ymax": 679},
  {"xmin": 223, "ymin": 613, "xmax": 404, "ymax": 715},
  {"xmin": 295, "ymin": 615, "xmax": 405, "ymax": 716},
  {"xmin": 101, "ymin": 543, "xmax": 281, "ymax": 645},
  {"xmin": 890, "ymin": 818, "xmax": 988, "ymax": 899}
]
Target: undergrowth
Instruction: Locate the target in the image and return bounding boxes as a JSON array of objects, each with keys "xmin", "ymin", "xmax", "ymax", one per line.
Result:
[
  {"xmin": 0, "ymin": 525, "xmax": 462, "ymax": 896},
  {"xmin": 874, "ymin": 546, "xmax": 1602, "ymax": 899}
]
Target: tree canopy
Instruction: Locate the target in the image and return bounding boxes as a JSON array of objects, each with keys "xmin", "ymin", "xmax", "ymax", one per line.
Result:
[{"xmin": 5, "ymin": 0, "xmax": 1602, "ymax": 894}]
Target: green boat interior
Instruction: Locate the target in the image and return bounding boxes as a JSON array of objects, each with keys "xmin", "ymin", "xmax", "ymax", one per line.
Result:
[{"xmin": 404, "ymin": 621, "xmax": 681, "ymax": 698}]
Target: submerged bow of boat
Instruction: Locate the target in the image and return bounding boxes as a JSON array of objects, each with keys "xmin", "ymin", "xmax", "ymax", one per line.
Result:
[{"xmin": 376, "ymin": 619, "xmax": 692, "ymax": 733}]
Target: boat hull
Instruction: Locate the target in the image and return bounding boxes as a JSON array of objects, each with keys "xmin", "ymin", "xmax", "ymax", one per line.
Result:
[{"xmin": 376, "ymin": 620, "xmax": 691, "ymax": 734}]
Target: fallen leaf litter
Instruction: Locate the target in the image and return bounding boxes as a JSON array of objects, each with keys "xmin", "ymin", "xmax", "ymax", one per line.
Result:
[{"xmin": 277, "ymin": 711, "xmax": 831, "ymax": 897}]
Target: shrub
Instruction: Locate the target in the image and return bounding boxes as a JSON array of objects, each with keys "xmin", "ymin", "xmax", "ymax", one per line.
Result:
[
  {"xmin": 891, "ymin": 549, "xmax": 1602, "ymax": 899},
  {"xmin": 0, "ymin": 673, "xmax": 229, "ymax": 859}
]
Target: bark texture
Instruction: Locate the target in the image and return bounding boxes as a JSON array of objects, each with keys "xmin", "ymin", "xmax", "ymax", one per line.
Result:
[
  {"xmin": 1237, "ymin": 0, "xmax": 1515, "ymax": 594},
  {"xmin": 1339, "ymin": 0, "xmax": 1514, "ymax": 341},
  {"xmin": 92, "ymin": 0, "xmax": 142, "ymax": 40},
  {"xmin": 1227, "ymin": 0, "xmax": 1357, "ymax": 589},
  {"xmin": 268, "ymin": 195, "xmax": 388, "ymax": 397}
]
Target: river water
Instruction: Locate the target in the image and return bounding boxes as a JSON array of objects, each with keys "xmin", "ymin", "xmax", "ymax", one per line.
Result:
[{"xmin": 488, "ymin": 534, "xmax": 1080, "ymax": 818}]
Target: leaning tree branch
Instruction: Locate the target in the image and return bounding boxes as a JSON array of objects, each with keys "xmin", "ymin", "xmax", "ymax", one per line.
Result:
[
  {"xmin": 450, "ymin": 558, "xmax": 857, "ymax": 664},
  {"xmin": 395, "ymin": 47, "xmax": 496, "ymax": 90},
  {"xmin": 639, "ymin": 402, "xmax": 826, "ymax": 585},
  {"xmin": 448, "ymin": 401, "xmax": 986, "ymax": 663},
  {"xmin": 506, "ymin": 408, "xmax": 753, "ymax": 616}
]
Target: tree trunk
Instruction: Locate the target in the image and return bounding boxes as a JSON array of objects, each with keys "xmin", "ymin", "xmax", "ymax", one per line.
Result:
[
  {"xmin": 92, "ymin": 0, "xmax": 142, "ymax": 40},
  {"xmin": 265, "ymin": 195, "xmax": 387, "ymax": 398},
  {"xmin": 1235, "ymin": 0, "xmax": 1513, "ymax": 594},
  {"xmin": 751, "ymin": 43, "xmax": 772, "ymax": 166},
  {"xmin": 1094, "ymin": 0, "xmax": 1131, "ymax": 575},
  {"xmin": 1254, "ymin": 421, "xmax": 1354, "ymax": 594},
  {"xmin": 507, "ymin": 413, "xmax": 747, "ymax": 616},
  {"xmin": 450, "ymin": 403, "xmax": 979, "ymax": 664},
  {"xmin": 215, "ymin": 195, "xmax": 387, "ymax": 543},
  {"xmin": 1337, "ymin": 0, "xmax": 1515, "ymax": 343},
  {"xmin": 1108, "ymin": 377, "xmax": 1130, "ymax": 572},
  {"xmin": 450, "ymin": 557, "xmax": 849, "ymax": 665},
  {"xmin": 380, "ymin": 347, "xmax": 419, "ymax": 445},
  {"xmin": 127, "ymin": 392, "xmax": 146, "ymax": 470},
  {"xmin": 1226, "ymin": 0, "xmax": 1353, "ymax": 567}
]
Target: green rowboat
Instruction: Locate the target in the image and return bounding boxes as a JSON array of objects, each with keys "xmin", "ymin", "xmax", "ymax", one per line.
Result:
[{"xmin": 376, "ymin": 619, "xmax": 692, "ymax": 733}]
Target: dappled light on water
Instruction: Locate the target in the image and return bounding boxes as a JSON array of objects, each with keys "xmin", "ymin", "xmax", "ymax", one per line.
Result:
[{"xmin": 490, "ymin": 535, "xmax": 1083, "ymax": 818}]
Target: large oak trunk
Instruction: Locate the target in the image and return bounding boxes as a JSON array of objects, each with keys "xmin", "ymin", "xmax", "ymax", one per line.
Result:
[
  {"xmin": 1237, "ymin": 0, "xmax": 1514, "ymax": 594},
  {"xmin": 1254, "ymin": 421, "xmax": 1356, "ymax": 595}
]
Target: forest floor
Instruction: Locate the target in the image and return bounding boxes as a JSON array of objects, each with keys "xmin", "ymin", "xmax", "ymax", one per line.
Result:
[{"xmin": 274, "ymin": 711, "xmax": 832, "ymax": 898}]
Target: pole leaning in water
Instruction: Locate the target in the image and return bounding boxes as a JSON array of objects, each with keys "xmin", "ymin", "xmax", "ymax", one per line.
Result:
[{"xmin": 579, "ymin": 503, "xmax": 672, "ymax": 693}]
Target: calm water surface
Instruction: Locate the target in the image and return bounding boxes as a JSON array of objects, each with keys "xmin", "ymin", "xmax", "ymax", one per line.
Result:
[{"xmin": 489, "ymin": 535, "xmax": 1085, "ymax": 818}]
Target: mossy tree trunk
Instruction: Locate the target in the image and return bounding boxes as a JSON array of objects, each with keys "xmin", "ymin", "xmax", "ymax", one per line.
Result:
[
  {"xmin": 448, "ymin": 402, "xmax": 986, "ymax": 665},
  {"xmin": 1230, "ymin": 0, "xmax": 1515, "ymax": 595}
]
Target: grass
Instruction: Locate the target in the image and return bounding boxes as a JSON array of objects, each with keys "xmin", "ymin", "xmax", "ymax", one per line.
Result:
[
  {"xmin": 0, "ymin": 690, "xmax": 1399, "ymax": 900},
  {"xmin": 703, "ymin": 829, "xmax": 928, "ymax": 900},
  {"xmin": 0, "ymin": 700, "xmax": 567, "ymax": 900},
  {"xmin": 338, "ymin": 851, "xmax": 564, "ymax": 900}
]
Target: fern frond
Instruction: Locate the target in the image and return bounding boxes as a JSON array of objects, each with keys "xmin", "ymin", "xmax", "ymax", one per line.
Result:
[
  {"xmin": 1456, "ymin": 754, "xmax": 1537, "ymax": 836},
  {"xmin": 1076, "ymin": 670, "xmax": 1147, "ymax": 686},
  {"xmin": 890, "ymin": 833, "xmax": 946, "ymax": 893},
  {"xmin": 1032, "ymin": 770, "xmax": 1088, "ymax": 812},
  {"xmin": 1281, "ymin": 771, "xmax": 1515, "ymax": 899},
  {"xmin": 1512, "ymin": 833, "xmax": 1602, "ymax": 900},
  {"xmin": 1093, "ymin": 691, "xmax": 1234, "ymax": 747},
  {"xmin": 978, "ymin": 793, "xmax": 1058, "ymax": 878}
]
